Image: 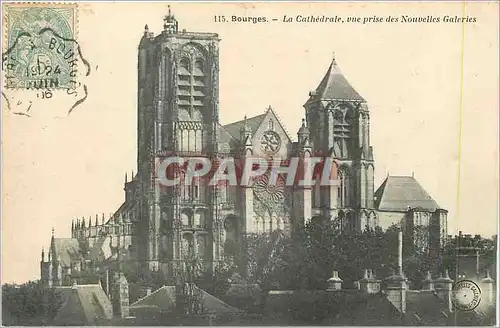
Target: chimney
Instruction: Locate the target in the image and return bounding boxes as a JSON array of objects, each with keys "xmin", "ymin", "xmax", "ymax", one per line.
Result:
[
  {"xmin": 327, "ymin": 270, "xmax": 343, "ymax": 291},
  {"xmin": 384, "ymin": 270, "xmax": 408, "ymax": 314},
  {"xmin": 422, "ymin": 271, "xmax": 434, "ymax": 291},
  {"xmin": 358, "ymin": 269, "xmax": 381, "ymax": 294},
  {"xmin": 434, "ymin": 269, "xmax": 454, "ymax": 312},
  {"xmin": 481, "ymin": 269, "xmax": 495, "ymax": 305},
  {"xmin": 383, "ymin": 229, "xmax": 407, "ymax": 313}
]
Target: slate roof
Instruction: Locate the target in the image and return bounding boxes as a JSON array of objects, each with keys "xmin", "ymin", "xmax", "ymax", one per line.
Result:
[
  {"xmin": 221, "ymin": 114, "xmax": 266, "ymax": 140},
  {"xmin": 265, "ymin": 289, "xmax": 495, "ymax": 326},
  {"xmin": 53, "ymin": 284, "xmax": 113, "ymax": 325},
  {"xmin": 130, "ymin": 285, "xmax": 242, "ymax": 315},
  {"xmin": 403, "ymin": 290, "xmax": 449, "ymax": 325},
  {"xmin": 52, "ymin": 238, "xmax": 81, "ymax": 267},
  {"xmin": 374, "ymin": 176, "xmax": 442, "ymax": 212},
  {"xmin": 265, "ymin": 290, "xmax": 400, "ymax": 325},
  {"xmin": 305, "ymin": 57, "xmax": 365, "ymax": 105}
]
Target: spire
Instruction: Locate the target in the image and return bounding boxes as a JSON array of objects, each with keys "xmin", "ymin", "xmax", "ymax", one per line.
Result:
[
  {"xmin": 51, "ymin": 227, "xmax": 55, "ymax": 238},
  {"xmin": 71, "ymin": 220, "xmax": 74, "ymax": 232},
  {"xmin": 297, "ymin": 118, "xmax": 311, "ymax": 148},
  {"xmin": 305, "ymin": 53, "xmax": 365, "ymax": 105},
  {"xmin": 297, "ymin": 118, "xmax": 309, "ymax": 135},
  {"xmin": 241, "ymin": 115, "xmax": 248, "ymax": 131},
  {"xmin": 125, "ymin": 172, "xmax": 128, "ymax": 183},
  {"xmin": 240, "ymin": 114, "xmax": 253, "ymax": 148},
  {"xmin": 41, "ymin": 247, "xmax": 45, "ymax": 262},
  {"xmin": 82, "ymin": 217, "xmax": 86, "ymax": 228},
  {"xmin": 88, "ymin": 216, "xmax": 92, "ymax": 228},
  {"xmin": 144, "ymin": 24, "xmax": 149, "ymax": 36}
]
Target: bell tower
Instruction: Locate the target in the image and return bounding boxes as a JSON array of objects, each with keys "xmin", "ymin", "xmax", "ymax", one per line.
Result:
[
  {"xmin": 304, "ymin": 54, "xmax": 376, "ymax": 231},
  {"xmin": 136, "ymin": 7, "xmax": 220, "ymax": 276}
]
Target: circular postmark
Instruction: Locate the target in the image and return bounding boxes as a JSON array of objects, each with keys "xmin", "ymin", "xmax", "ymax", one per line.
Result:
[{"xmin": 451, "ymin": 279, "xmax": 481, "ymax": 311}]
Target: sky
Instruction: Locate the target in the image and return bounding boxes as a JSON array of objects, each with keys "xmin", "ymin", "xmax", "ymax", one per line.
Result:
[{"xmin": 2, "ymin": 2, "xmax": 499, "ymax": 284}]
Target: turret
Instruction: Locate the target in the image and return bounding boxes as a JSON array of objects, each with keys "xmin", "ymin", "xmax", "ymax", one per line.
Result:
[
  {"xmin": 240, "ymin": 115, "xmax": 253, "ymax": 154},
  {"xmin": 303, "ymin": 53, "xmax": 375, "ymax": 218},
  {"xmin": 297, "ymin": 118, "xmax": 311, "ymax": 148},
  {"xmin": 163, "ymin": 5, "xmax": 179, "ymax": 34}
]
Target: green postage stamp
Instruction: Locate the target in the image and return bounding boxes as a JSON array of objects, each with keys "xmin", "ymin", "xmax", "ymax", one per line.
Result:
[{"xmin": 3, "ymin": 3, "xmax": 78, "ymax": 90}]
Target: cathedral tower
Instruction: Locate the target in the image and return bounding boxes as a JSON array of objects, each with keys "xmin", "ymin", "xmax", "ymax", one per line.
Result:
[
  {"xmin": 304, "ymin": 55, "xmax": 377, "ymax": 231},
  {"xmin": 136, "ymin": 7, "xmax": 220, "ymax": 275}
]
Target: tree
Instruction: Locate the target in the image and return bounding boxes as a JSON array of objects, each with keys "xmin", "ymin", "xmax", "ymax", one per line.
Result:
[{"xmin": 2, "ymin": 281, "xmax": 62, "ymax": 325}]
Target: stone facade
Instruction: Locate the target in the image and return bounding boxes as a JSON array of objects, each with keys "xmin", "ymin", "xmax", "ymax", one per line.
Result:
[{"xmin": 41, "ymin": 10, "xmax": 447, "ymax": 285}]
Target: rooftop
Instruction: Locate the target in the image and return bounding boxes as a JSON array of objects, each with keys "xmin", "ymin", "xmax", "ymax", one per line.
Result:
[{"xmin": 374, "ymin": 175, "xmax": 442, "ymax": 212}]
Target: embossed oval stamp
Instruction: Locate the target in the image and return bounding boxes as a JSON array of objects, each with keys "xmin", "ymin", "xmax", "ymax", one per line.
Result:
[{"xmin": 451, "ymin": 279, "xmax": 482, "ymax": 311}]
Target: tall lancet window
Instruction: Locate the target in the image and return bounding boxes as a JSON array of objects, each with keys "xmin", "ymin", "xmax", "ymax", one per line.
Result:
[
  {"xmin": 177, "ymin": 44, "xmax": 207, "ymax": 120},
  {"xmin": 338, "ymin": 169, "xmax": 350, "ymax": 207},
  {"xmin": 332, "ymin": 105, "xmax": 354, "ymax": 159},
  {"xmin": 268, "ymin": 119, "xmax": 274, "ymax": 130}
]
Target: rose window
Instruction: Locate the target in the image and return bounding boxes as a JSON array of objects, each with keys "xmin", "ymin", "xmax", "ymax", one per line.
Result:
[{"xmin": 253, "ymin": 172, "xmax": 285, "ymax": 209}]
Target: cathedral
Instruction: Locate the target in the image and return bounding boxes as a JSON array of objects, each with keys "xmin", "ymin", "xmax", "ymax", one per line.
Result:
[{"xmin": 41, "ymin": 10, "xmax": 448, "ymax": 287}]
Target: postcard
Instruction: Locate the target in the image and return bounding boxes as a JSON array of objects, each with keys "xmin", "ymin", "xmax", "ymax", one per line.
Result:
[{"xmin": 1, "ymin": 2, "xmax": 498, "ymax": 326}]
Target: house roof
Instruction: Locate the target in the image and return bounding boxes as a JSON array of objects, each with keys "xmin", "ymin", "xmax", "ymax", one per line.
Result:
[
  {"xmin": 305, "ymin": 56, "xmax": 365, "ymax": 105},
  {"xmin": 222, "ymin": 114, "xmax": 266, "ymax": 140},
  {"xmin": 265, "ymin": 289, "xmax": 400, "ymax": 325},
  {"xmin": 51, "ymin": 238, "xmax": 81, "ymax": 267},
  {"xmin": 374, "ymin": 176, "xmax": 442, "ymax": 212},
  {"xmin": 265, "ymin": 289, "xmax": 495, "ymax": 325},
  {"xmin": 53, "ymin": 284, "xmax": 113, "ymax": 325},
  {"xmin": 130, "ymin": 285, "xmax": 242, "ymax": 314},
  {"xmin": 403, "ymin": 291, "xmax": 449, "ymax": 325}
]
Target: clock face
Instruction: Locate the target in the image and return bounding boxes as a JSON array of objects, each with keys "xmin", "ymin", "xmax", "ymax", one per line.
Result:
[{"xmin": 260, "ymin": 131, "xmax": 281, "ymax": 154}]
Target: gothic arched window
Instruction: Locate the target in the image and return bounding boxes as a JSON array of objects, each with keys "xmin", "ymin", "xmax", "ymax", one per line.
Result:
[
  {"xmin": 177, "ymin": 44, "xmax": 207, "ymax": 119},
  {"xmin": 182, "ymin": 233, "xmax": 194, "ymax": 258},
  {"xmin": 194, "ymin": 59, "xmax": 204, "ymax": 75},
  {"xmin": 180, "ymin": 58, "xmax": 190, "ymax": 73},
  {"xmin": 338, "ymin": 169, "xmax": 350, "ymax": 207}
]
